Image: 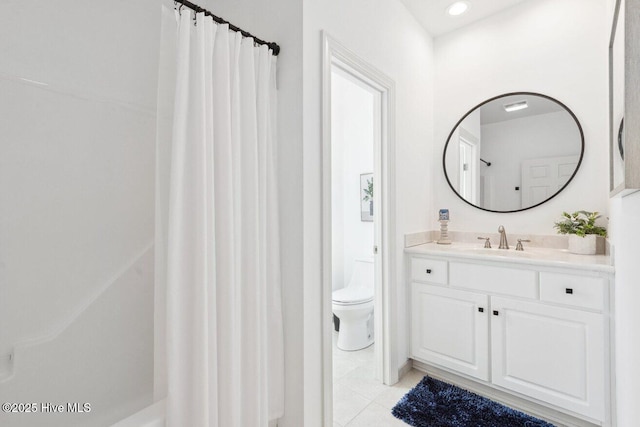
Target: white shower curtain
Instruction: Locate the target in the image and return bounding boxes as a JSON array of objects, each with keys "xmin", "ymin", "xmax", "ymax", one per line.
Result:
[{"xmin": 156, "ymin": 6, "xmax": 284, "ymax": 427}]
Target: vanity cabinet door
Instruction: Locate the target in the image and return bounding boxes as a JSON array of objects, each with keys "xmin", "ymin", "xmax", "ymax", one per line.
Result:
[
  {"xmin": 490, "ymin": 297, "xmax": 604, "ymax": 421},
  {"xmin": 411, "ymin": 283, "xmax": 489, "ymax": 381}
]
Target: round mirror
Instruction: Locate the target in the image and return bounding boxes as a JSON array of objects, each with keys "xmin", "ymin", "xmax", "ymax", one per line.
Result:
[{"xmin": 443, "ymin": 92, "xmax": 584, "ymax": 213}]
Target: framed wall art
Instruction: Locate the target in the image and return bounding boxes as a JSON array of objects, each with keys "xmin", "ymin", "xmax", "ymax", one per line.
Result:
[{"xmin": 360, "ymin": 173, "xmax": 373, "ymax": 222}]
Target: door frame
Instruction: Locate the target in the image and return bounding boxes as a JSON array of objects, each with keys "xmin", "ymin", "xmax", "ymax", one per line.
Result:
[
  {"xmin": 321, "ymin": 32, "xmax": 397, "ymax": 424},
  {"xmin": 457, "ymin": 134, "xmax": 478, "ymax": 205}
]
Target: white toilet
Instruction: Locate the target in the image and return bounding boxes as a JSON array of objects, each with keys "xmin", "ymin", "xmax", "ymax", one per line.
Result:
[{"xmin": 332, "ymin": 258, "xmax": 374, "ymax": 351}]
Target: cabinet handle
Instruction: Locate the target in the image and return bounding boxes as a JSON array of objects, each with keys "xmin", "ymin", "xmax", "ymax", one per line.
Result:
[
  {"xmin": 493, "ymin": 310, "xmax": 499, "ymax": 316},
  {"xmin": 566, "ymin": 288, "xmax": 573, "ymax": 294},
  {"xmin": 426, "ymin": 269, "xmax": 432, "ymax": 274},
  {"xmin": 478, "ymin": 307, "xmax": 484, "ymax": 313}
]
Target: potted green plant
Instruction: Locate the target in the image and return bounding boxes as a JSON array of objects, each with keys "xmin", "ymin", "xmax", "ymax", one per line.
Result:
[{"xmin": 553, "ymin": 211, "xmax": 607, "ymax": 255}]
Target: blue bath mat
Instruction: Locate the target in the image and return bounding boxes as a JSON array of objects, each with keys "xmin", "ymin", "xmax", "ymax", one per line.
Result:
[{"xmin": 392, "ymin": 376, "xmax": 555, "ymax": 427}]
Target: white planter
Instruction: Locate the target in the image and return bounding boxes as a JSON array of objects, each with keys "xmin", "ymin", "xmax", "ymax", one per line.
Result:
[{"xmin": 568, "ymin": 234, "xmax": 597, "ymax": 255}]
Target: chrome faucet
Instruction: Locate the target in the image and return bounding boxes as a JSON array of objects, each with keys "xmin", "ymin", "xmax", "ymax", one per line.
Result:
[{"xmin": 498, "ymin": 225, "xmax": 509, "ymax": 249}]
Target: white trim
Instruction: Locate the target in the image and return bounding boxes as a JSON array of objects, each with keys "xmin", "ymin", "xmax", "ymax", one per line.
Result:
[{"xmin": 322, "ymin": 32, "xmax": 397, "ymax": 425}]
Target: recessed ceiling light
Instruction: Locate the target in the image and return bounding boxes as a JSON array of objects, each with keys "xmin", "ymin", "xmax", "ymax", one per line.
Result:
[
  {"xmin": 503, "ymin": 100, "xmax": 528, "ymax": 112},
  {"xmin": 447, "ymin": 1, "xmax": 470, "ymax": 16}
]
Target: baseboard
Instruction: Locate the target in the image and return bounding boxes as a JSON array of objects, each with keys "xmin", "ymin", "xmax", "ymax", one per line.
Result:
[
  {"xmin": 412, "ymin": 360, "xmax": 602, "ymax": 427},
  {"xmin": 397, "ymin": 359, "xmax": 413, "ymax": 382}
]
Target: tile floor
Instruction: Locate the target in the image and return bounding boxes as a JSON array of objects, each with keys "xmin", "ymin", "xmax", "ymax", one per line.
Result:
[{"xmin": 332, "ymin": 331, "xmax": 425, "ymax": 427}]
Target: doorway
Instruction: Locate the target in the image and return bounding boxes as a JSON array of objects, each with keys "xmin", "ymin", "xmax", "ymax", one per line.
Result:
[
  {"xmin": 322, "ymin": 33, "xmax": 397, "ymax": 426},
  {"xmin": 458, "ymin": 136, "xmax": 478, "ymax": 205}
]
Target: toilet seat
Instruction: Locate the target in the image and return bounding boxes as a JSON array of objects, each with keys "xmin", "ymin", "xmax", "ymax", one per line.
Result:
[{"xmin": 332, "ymin": 287, "xmax": 373, "ymax": 305}]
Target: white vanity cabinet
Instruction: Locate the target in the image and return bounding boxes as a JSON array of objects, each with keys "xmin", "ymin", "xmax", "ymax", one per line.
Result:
[
  {"xmin": 491, "ymin": 296, "xmax": 605, "ymax": 421},
  {"xmin": 408, "ymin": 249, "xmax": 614, "ymax": 425},
  {"xmin": 411, "ymin": 284, "xmax": 489, "ymax": 381}
]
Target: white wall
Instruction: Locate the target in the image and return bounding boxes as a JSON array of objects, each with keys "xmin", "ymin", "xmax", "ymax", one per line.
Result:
[
  {"xmin": 480, "ymin": 111, "xmax": 581, "ymax": 211},
  {"xmin": 0, "ymin": 0, "xmax": 160, "ymax": 424},
  {"xmin": 331, "ymin": 71, "xmax": 375, "ymax": 291},
  {"xmin": 434, "ymin": 0, "xmax": 610, "ymax": 233},
  {"xmin": 609, "ymin": 191, "xmax": 640, "ymax": 426},
  {"xmin": 462, "ymin": 109, "xmax": 482, "ymax": 141},
  {"xmin": 303, "ymin": 0, "xmax": 435, "ymax": 423}
]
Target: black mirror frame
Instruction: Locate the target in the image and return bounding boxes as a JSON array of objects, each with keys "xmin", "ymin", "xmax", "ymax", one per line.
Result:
[
  {"xmin": 618, "ymin": 118, "xmax": 624, "ymax": 160},
  {"xmin": 442, "ymin": 91, "xmax": 585, "ymax": 214}
]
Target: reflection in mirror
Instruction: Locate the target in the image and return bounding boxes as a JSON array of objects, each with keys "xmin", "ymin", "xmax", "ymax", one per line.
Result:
[{"xmin": 443, "ymin": 93, "xmax": 584, "ymax": 213}]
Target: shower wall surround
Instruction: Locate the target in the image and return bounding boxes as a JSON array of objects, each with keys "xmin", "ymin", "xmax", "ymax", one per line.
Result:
[{"xmin": 0, "ymin": 1, "xmax": 161, "ymax": 425}]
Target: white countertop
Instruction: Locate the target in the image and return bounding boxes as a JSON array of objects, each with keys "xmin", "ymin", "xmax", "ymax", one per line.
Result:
[{"xmin": 405, "ymin": 242, "xmax": 614, "ymax": 273}]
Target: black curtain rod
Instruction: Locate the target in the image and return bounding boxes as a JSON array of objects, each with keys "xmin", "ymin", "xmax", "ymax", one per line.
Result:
[{"xmin": 173, "ymin": 0, "xmax": 280, "ymax": 56}]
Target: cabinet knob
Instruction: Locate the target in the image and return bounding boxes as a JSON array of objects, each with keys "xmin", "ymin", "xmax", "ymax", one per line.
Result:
[
  {"xmin": 426, "ymin": 269, "xmax": 432, "ymax": 274},
  {"xmin": 478, "ymin": 307, "xmax": 484, "ymax": 313},
  {"xmin": 566, "ymin": 288, "xmax": 573, "ymax": 294},
  {"xmin": 493, "ymin": 310, "xmax": 499, "ymax": 316}
]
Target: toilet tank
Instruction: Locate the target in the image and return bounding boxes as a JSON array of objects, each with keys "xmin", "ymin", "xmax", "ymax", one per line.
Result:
[{"xmin": 348, "ymin": 258, "xmax": 374, "ymax": 291}]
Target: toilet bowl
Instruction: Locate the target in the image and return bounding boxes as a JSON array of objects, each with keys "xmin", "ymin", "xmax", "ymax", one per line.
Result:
[{"xmin": 332, "ymin": 258, "xmax": 374, "ymax": 351}]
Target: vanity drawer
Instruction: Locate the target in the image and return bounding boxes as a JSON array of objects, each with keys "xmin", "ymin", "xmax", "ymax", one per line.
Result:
[
  {"xmin": 539, "ymin": 272, "xmax": 605, "ymax": 311},
  {"xmin": 450, "ymin": 262, "xmax": 537, "ymax": 299},
  {"xmin": 411, "ymin": 258, "xmax": 448, "ymax": 285}
]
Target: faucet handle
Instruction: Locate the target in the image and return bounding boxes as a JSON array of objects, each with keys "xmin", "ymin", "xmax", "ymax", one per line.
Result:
[
  {"xmin": 515, "ymin": 239, "xmax": 531, "ymax": 251},
  {"xmin": 477, "ymin": 237, "xmax": 491, "ymax": 248}
]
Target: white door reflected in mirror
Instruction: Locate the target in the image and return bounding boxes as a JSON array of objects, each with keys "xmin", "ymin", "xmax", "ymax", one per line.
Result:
[{"xmin": 458, "ymin": 136, "xmax": 478, "ymax": 205}]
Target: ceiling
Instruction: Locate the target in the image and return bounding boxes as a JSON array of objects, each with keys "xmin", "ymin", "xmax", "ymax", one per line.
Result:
[{"xmin": 400, "ymin": 0, "xmax": 527, "ymax": 38}]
